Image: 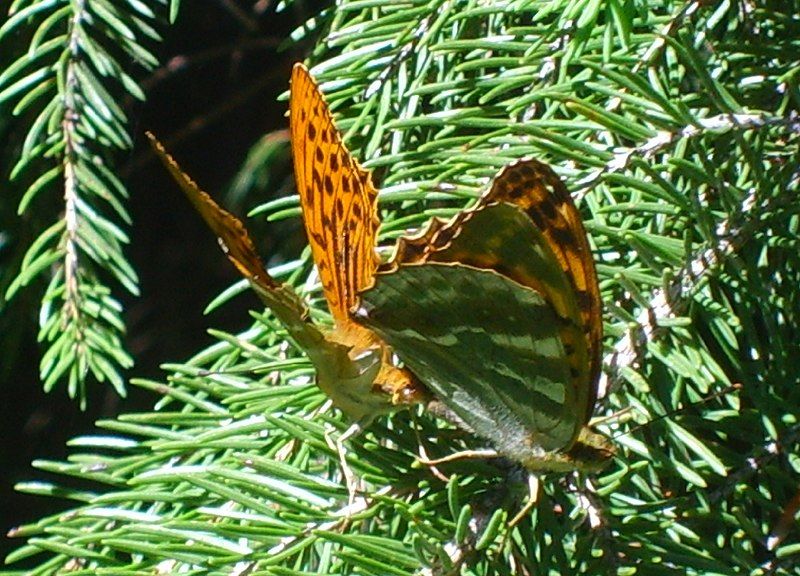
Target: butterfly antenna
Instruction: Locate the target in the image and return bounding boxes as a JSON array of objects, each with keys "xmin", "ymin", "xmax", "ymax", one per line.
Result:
[{"xmin": 610, "ymin": 383, "xmax": 742, "ymax": 440}]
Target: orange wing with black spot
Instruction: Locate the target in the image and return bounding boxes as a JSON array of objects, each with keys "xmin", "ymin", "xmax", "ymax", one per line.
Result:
[
  {"xmin": 147, "ymin": 132, "xmax": 331, "ymax": 358},
  {"xmin": 289, "ymin": 63, "xmax": 380, "ymax": 326},
  {"xmin": 482, "ymin": 161, "xmax": 602, "ymax": 413}
]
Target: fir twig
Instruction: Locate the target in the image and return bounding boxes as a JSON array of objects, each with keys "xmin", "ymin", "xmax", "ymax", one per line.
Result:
[{"xmin": 0, "ymin": 0, "xmax": 163, "ymax": 405}]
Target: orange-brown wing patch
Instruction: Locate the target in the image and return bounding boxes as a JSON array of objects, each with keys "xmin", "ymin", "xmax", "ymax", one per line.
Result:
[
  {"xmin": 148, "ymin": 132, "xmax": 336, "ymax": 360},
  {"xmin": 483, "ymin": 160, "xmax": 603, "ymax": 410},
  {"xmin": 290, "ymin": 63, "xmax": 380, "ymax": 326},
  {"xmin": 148, "ymin": 133, "xmax": 277, "ymax": 291}
]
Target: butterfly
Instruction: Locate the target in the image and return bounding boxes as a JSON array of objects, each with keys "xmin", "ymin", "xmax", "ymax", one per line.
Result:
[{"xmin": 150, "ymin": 62, "xmax": 612, "ymax": 471}]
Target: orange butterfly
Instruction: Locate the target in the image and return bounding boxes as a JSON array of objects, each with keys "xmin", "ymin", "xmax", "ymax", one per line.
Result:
[{"xmin": 147, "ymin": 63, "xmax": 426, "ymax": 421}]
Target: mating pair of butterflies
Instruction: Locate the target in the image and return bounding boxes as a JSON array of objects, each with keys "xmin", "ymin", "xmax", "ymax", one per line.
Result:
[{"xmin": 149, "ymin": 63, "xmax": 613, "ymax": 472}]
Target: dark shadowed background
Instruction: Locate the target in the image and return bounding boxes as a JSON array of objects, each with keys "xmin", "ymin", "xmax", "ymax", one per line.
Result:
[{"xmin": 0, "ymin": 3, "xmax": 318, "ymax": 558}]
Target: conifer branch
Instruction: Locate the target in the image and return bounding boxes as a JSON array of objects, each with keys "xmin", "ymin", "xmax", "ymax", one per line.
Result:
[{"xmin": 0, "ymin": 0, "xmax": 162, "ymax": 405}]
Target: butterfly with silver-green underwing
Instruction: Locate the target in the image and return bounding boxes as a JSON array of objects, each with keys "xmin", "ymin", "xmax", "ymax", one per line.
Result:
[
  {"xmin": 355, "ymin": 159, "xmax": 612, "ymax": 471},
  {"xmin": 151, "ymin": 62, "xmax": 613, "ymax": 471}
]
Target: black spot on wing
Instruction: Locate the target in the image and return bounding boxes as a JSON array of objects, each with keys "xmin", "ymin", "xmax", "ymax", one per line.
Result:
[
  {"xmin": 549, "ymin": 224, "xmax": 578, "ymax": 249},
  {"xmin": 526, "ymin": 208, "xmax": 547, "ymax": 230},
  {"xmin": 537, "ymin": 197, "xmax": 558, "ymax": 220},
  {"xmin": 312, "ymin": 168, "xmax": 323, "ymax": 196},
  {"xmin": 507, "ymin": 186, "xmax": 524, "ymax": 199},
  {"xmin": 575, "ymin": 289, "xmax": 593, "ymax": 311}
]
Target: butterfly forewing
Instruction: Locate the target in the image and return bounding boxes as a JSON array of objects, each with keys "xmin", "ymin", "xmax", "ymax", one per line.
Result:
[
  {"xmin": 290, "ymin": 64, "xmax": 380, "ymax": 326},
  {"xmin": 289, "ymin": 64, "xmax": 426, "ymax": 414},
  {"xmin": 153, "ymin": 65, "xmax": 426, "ymax": 423},
  {"xmin": 147, "ymin": 133, "xmax": 333, "ymax": 359},
  {"xmin": 483, "ymin": 160, "xmax": 603, "ymax": 419}
]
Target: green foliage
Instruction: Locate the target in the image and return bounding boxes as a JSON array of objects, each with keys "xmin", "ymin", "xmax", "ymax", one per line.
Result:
[
  {"xmin": 5, "ymin": 0, "xmax": 800, "ymax": 574},
  {"xmin": 0, "ymin": 0, "xmax": 165, "ymax": 405}
]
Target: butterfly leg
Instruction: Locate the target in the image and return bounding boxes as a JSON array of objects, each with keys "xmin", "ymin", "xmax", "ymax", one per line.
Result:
[
  {"xmin": 417, "ymin": 448, "xmax": 499, "ymax": 467},
  {"xmin": 578, "ymin": 477, "xmax": 604, "ymax": 529},
  {"xmin": 324, "ymin": 420, "xmax": 365, "ymax": 507},
  {"xmin": 508, "ymin": 474, "xmax": 540, "ymax": 528},
  {"xmin": 415, "ymin": 446, "xmax": 450, "ymax": 483}
]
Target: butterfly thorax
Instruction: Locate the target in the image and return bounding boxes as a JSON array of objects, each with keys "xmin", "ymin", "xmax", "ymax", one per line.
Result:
[{"xmin": 321, "ymin": 322, "xmax": 426, "ymax": 420}]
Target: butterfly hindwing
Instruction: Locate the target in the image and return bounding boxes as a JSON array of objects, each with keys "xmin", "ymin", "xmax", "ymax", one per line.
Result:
[{"xmin": 357, "ymin": 260, "xmax": 578, "ymax": 458}]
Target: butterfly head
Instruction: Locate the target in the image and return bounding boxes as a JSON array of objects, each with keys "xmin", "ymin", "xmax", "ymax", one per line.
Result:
[
  {"xmin": 312, "ymin": 342, "xmax": 385, "ymax": 421},
  {"xmin": 516, "ymin": 426, "xmax": 615, "ymax": 473}
]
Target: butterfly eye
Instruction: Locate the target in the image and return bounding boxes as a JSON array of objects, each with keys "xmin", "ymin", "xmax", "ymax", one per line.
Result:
[{"xmin": 352, "ymin": 305, "xmax": 372, "ymax": 320}]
